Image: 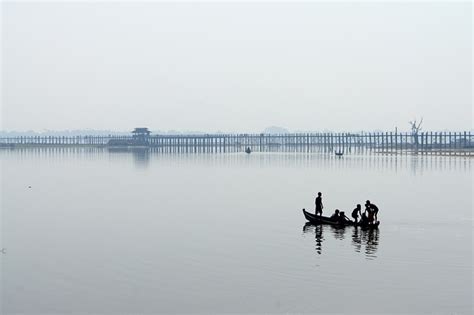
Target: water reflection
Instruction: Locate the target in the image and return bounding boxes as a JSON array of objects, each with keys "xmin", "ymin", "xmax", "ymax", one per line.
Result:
[
  {"xmin": 303, "ymin": 223, "xmax": 325, "ymax": 254},
  {"xmin": 330, "ymin": 225, "xmax": 347, "ymax": 240},
  {"xmin": 351, "ymin": 225, "xmax": 380, "ymax": 259},
  {"xmin": 131, "ymin": 148, "xmax": 150, "ymax": 168},
  {"xmin": 0, "ymin": 147, "xmax": 470, "ymax": 173},
  {"xmin": 303, "ymin": 222, "xmax": 380, "ymax": 259},
  {"xmin": 107, "ymin": 147, "xmax": 150, "ymax": 168}
]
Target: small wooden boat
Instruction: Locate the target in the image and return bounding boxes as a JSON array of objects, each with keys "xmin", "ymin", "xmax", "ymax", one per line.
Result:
[
  {"xmin": 302, "ymin": 209, "xmax": 379, "ymax": 228},
  {"xmin": 245, "ymin": 147, "xmax": 251, "ymax": 154},
  {"xmin": 335, "ymin": 151, "xmax": 344, "ymax": 156}
]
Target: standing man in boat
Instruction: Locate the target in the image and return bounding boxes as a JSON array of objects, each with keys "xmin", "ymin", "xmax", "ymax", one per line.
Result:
[
  {"xmin": 315, "ymin": 192, "xmax": 323, "ymax": 216},
  {"xmin": 365, "ymin": 200, "xmax": 379, "ymax": 222}
]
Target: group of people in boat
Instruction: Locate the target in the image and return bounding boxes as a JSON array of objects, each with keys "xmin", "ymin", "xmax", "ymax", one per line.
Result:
[{"xmin": 315, "ymin": 192, "xmax": 379, "ymax": 225}]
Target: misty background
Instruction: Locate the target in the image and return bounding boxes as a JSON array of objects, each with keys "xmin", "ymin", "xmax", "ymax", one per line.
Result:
[{"xmin": 1, "ymin": 1, "xmax": 472, "ymax": 133}]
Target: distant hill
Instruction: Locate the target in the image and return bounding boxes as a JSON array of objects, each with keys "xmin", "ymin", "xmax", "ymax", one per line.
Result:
[{"xmin": 262, "ymin": 126, "xmax": 290, "ymax": 134}]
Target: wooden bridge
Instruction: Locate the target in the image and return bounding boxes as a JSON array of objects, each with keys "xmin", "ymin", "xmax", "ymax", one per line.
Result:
[{"xmin": 1, "ymin": 131, "xmax": 473, "ymax": 155}]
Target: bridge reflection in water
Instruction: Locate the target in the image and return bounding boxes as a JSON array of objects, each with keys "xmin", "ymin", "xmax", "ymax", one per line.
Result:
[
  {"xmin": 302, "ymin": 222, "xmax": 380, "ymax": 259},
  {"xmin": 1, "ymin": 147, "xmax": 471, "ymax": 175}
]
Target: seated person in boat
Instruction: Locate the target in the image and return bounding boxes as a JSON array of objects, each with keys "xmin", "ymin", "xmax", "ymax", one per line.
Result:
[
  {"xmin": 338, "ymin": 211, "xmax": 351, "ymax": 224},
  {"xmin": 330, "ymin": 209, "xmax": 340, "ymax": 221},
  {"xmin": 351, "ymin": 204, "xmax": 362, "ymax": 223},
  {"xmin": 365, "ymin": 200, "xmax": 379, "ymax": 221}
]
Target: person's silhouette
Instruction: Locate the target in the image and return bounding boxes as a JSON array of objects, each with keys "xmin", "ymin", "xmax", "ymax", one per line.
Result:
[
  {"xmin": 365, "ymin": 200, "xmax": 379, "ymax": 222},
  {"xmin": 315, "ymin": 192, "xmax": 323, "ymax": 216},
  {"xmin": 351, "ymin": 204, "xmax": 362, "ymax": 223},
  {"xmin": 330, "ymin": 209, "xmax": 340, "ymax": 221},
  {"xmin": 339, "ymin": 211, "xmax": 350, "ymax": 224}
]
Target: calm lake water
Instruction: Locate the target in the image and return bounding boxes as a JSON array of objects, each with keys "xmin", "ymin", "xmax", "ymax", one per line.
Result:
[{"xmin": 1, "ymin": 148, "xmax": 472, "ymax": 314}]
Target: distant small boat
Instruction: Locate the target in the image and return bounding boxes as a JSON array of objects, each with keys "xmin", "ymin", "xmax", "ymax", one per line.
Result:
[
  {"xmin": 302, "ymin": 209, "xmax": 379, "ymax": 228},
  {"xmin": 245, "ymin": 147, "xmax": 252, "ymax": 154},
  {"xmin": 335, "ymin": 151, "xmax": 344, "ymax": 156}
]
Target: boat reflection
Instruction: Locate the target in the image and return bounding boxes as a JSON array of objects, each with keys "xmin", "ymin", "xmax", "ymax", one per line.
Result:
[
  {"xmin": 330, "ymin": 225, "xmax": 347, "ymax": 240},
  {"xmin": 303, "ymin": 222, "xmax": 380, "ymax": 259}
]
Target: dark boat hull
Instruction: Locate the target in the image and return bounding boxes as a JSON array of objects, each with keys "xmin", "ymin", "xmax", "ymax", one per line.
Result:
[{"xmin": 302, "ymin": 209, "xmax": 379, "ymax": 228}]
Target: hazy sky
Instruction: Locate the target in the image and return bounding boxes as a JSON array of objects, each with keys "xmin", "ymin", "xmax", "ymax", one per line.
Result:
[{"xmin": 1, "ymin": 1, "xmax": 472, "ymax": 132}]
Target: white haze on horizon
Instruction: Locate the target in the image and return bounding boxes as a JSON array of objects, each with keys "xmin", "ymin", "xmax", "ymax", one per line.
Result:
[{"xmin": 1, "ymin": 1, "xmax": 472, "ymax": 132}]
